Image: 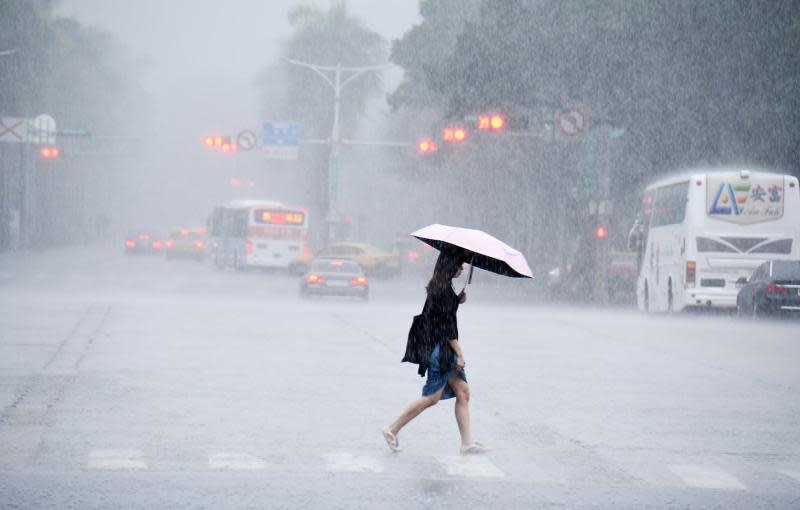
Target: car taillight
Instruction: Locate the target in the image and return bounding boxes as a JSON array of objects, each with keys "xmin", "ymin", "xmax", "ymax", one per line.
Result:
[
  {"xmin": 245, "ymin": 240, "xmax": 253, "ymax": 254},
  {"xmin": 351, "ymin": 276, "xmax": 368, "ymax": 286},
  {"xmin": 307, "ymin": 274, "xmax": 324, "ymax": 284},
  {"xmin": 686, "ymin": 260, "xmax": 696, "ymax": 287},
  {"xmin": 303, "ymin": 244, "xmax": 311, "ymax": 258},
  {"xmin": 407, "ymin": 251, "xmax": 420, "ymax": 261},
  {"xmin": 195, "ymin": 241, "xmax": 204, "ymax": 249},
  {"xmin": 138, "ymin": 234, "xmax": 149, "ymax": 241},
  {"xmin": 152, "ymin": 241, "xmax": 162, "ymax": 249},
  {"xmin": 125, "ymin": 240, "xmax": 135, "ymax": 248},
  {"xmin": 165, "ymin": 240, "xmax": 174, "ymax": 248},
  {"xmin": 764, "ymin": 283, "xmax": 787, "ymax": 294}
]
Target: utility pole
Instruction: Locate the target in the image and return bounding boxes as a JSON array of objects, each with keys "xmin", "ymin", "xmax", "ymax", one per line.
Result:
[{"xmin": 283, "ymin": 58, "xmax": 391, "ymax": 244}]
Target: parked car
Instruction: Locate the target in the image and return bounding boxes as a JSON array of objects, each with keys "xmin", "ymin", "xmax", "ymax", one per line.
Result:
[
  {"xmin": 290, "ymin": 242, "xmax": 399, "ymax": 278},
  {"xmin": 299, "ymin": 258, "xmax": 369, "ymax": 300},
  {"xmin": 124, "ymin": 230, "xmax": 164, "ymax": 255},
  {"xmin": 164, "ymin": 228, "xmax": 206, "ymax": 261},
  {"xmin": 736, "ymin": 260, "xmax": 800, "ymax": 317}
]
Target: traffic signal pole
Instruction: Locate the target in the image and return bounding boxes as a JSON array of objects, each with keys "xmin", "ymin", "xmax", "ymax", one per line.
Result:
[{"xmin": 283, "ymin": 59, "xmax": 391, "ymax": 245}]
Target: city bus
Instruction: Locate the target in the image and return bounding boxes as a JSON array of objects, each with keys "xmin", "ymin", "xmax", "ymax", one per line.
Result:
[
  {"xmin": 207, "ymin": 199, "xmax": 310, "ymax": 270},
  {"xmin": 628, "ymin": 168, "xmax": 800, "ymax": 312}
]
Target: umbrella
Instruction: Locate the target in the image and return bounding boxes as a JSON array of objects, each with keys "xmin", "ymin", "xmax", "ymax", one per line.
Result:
[{"xmin": 410, "ymin": 224, "xmax": 533, "ymax": 284}]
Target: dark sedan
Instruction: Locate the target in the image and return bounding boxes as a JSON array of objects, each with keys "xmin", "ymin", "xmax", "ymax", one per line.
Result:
[
  {"xmin": 300, "ymin": 258, "xmax": 369, "ymax": 300},
  {"xmin": 736, "ymin": 260, "xmax": 800, "ymax": 317}
]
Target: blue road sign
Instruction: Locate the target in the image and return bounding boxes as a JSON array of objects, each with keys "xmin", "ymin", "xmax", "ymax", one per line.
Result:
[{"xmin": 262, "ymin": 122, "xmax": 300, "ymax": 160}]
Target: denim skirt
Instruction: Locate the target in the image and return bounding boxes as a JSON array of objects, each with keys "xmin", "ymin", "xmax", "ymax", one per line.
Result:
[{"xmin": 422, "ymin": 344, "xmax": 468, "ymax": 400}]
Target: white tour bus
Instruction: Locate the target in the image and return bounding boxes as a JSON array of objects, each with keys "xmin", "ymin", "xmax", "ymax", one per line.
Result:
[
  {"xmin": 207, "ymin": 199, "xmax": 310, "ymax": 270},
  {"xmin": 629, "ymin": 168, "xmax": 800, "ymax": 312}
]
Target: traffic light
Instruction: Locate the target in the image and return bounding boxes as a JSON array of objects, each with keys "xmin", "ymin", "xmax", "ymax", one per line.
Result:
[
  {"xmin": 477, "ymin": 114, "xmax": 506, "ymax": 131},
  {"xmin": 39, "ymin": 146, "xmax": 60, "ymax": 159},
  {"xmin": 203, "ymin": 135, "xmax": 234, "ymax": 152},
  {"xmin": 416, "ymin": 139, "xmax": 438, "ymax": 154},
  {"xmin": 442, "ymin": 126, "xmax": 467, "ymax": 143},
  {"xmin": 595, "ymin": 225, "xmax": 608, "ymax": 240},
  {"xmin": 468, "ymin": 112, "xmax": 529, "ymax": 131}
]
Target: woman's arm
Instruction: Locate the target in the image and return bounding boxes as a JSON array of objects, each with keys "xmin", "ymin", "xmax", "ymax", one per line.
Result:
[{"xmin": 449, "ymin": 339, "xmax": 465, "ymax": 368}]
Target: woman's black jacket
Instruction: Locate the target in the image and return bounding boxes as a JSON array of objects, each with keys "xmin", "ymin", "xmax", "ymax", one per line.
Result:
[{"xmin": 402, "ymin": 286, "xmax": 460, "ymax": 376}]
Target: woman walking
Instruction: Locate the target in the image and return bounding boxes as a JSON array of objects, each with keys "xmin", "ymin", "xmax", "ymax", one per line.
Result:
[{"xmin": 383, "ymin": 252, "xmax": 489, "ymax": 454}]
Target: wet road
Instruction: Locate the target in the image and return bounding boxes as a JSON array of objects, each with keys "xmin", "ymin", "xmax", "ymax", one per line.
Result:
[{"xmin": 1, "ymin": 243, "xmax": 799, "ymax": 509}]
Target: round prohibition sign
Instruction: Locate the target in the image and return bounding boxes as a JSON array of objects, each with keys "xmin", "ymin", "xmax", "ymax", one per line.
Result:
[
  {"xmin": 556, "ymin": 108, "xmax": 587, "ymax": 137},
  {"xmin": 236, "ymin": 129, "xmax": 258, "ymax": 151}
]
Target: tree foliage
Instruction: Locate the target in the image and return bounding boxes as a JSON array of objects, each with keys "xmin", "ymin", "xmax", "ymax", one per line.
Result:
[
  {"xmin": 385, "ymin": 0, "xmax": 800, "ymax": 267},
  {"xmin": 0, "ymin": 0, "xmax": 146, "ymax": 133},
  {"xmin": 392, "ymin": 0, "xmax": 800, "ymax": 176}
]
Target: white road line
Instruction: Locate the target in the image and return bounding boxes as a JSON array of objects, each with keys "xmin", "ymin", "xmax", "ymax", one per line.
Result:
[
  {"xmin": 779, "ymin": 470, "xmax": 800, "ymax": 484},
  {"xmin": 208, "ymin": 452, "xmax": 267, "ymax": 471},
  {"xmin": 323, "ymin": 453, "xmax": 384, "ymax": 473},
  {"xmin": 438, "ymin": 456, "xmax": 504, "ymax": 479},
  {"xmin": 88, "ymin": 449, "xmax": 147, "ymax": 470},
  {"xmin": 668, "ymin": 464, "xmax": 747, "ymax": 490}
]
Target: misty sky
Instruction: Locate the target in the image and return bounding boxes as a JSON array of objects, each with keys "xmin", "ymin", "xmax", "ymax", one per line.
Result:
[
  {"xmin": 56, "ymin": 1, "xmax": 420, "ymax": 130},
  {"xmin": 52, "ymin": 1, "xmax": 421, "ymax": 227}
]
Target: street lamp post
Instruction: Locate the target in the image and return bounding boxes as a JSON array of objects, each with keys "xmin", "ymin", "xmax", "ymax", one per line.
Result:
[{"xmin": 283, "ymin": 58, "xmax": 391, "ymax": 244}]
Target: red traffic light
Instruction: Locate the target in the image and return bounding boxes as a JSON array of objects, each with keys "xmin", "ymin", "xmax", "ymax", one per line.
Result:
[
  {"xmin": 40, "ymin": 146, "xmax": 60, "ymax": 159},
  {"xmin": 595, "ymin": 226, "xmax": 608, "ymax": 239},
  {"xmin": 443, "ymin": 126, "xmax": 467, "ymax": 143},
  {"xmin": 477, "ymin": 114, "xmax": 506, "ymax": 131},
  {"xmin": 204, "ymin": 135, "xmax": 236, "ymax": 152},
  {"xmin": 417, "ymin": 139, "xmax": 438, "ymax": 154}
]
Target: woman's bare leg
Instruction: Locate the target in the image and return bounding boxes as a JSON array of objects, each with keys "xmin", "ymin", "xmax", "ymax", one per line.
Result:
[
  {"xmin": 388, "ymin": 388, "xmax": 444, "ymax": 435},
  {"xmin": 448, "ymin": 372, "xmax": 472, "ymax": 446}
]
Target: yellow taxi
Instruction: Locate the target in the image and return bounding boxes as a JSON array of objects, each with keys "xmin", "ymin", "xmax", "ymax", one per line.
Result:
[{"xmin": 290, "ymin": 242, "xmax": 400, "ymax": 278}]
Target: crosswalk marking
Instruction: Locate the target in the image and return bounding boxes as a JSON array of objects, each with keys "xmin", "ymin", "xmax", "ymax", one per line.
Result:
[
  {"xmin": 88, "ymin": 449, "xmax": 147, "ymax": 470},
  {"xmin": 438, "ymin": 455, "xmax": 504, "ymax": 479},
  {"xmin": 208, "ymin": 453, "xmax": 267, "ymax": 470},
  {"xmin": 668, "ymin": 464, "xmax": 747, "ymax": 490},
  {"xmin": 323, "ymin": 453, "xmax": 383, "ymax": 473}
]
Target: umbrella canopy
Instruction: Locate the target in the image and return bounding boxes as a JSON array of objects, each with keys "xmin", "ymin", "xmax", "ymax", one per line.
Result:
[{"xmin": 411, "ymin": 224, "xmax": 533, "ymax": 279}]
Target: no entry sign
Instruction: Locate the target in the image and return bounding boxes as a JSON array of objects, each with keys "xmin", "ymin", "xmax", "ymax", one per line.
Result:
[
  {"xmin": 556, "ymin": 108, "xmax": 587, "ymax": 138},
  {"xmin": 236, "ymin": 130, "xmax": 258, "ymax": 151}
]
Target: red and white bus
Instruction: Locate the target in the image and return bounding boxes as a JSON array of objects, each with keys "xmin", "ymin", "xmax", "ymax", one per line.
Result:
[{"xmin": 207, "ymin": 199, "xmax": 310, "ymax": 270}]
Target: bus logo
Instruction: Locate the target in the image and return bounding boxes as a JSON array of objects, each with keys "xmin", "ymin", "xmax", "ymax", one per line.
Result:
[
  {"xmin": 708, "ymin": 183, "xmax": 741, "ymax": 215},
  {"xmin": 706, "ymin": 174, "xmax": 784, "ymax": 224}
]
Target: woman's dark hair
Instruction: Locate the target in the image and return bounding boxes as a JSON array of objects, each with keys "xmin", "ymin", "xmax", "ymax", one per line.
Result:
[{"xmin": 426, "ymin": 251, "xmax": 462, "ymax": 294}]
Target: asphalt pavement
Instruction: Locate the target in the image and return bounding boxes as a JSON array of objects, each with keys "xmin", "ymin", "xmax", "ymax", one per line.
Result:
[{"xmin": 0, "ymin": 243, "xmax": 798, "ymax": 509}]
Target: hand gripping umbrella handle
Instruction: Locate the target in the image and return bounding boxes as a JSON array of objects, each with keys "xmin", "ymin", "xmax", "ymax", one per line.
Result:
[{"xmin": 461, "ymin": 254, "xmax": 475, "ymax": 292}]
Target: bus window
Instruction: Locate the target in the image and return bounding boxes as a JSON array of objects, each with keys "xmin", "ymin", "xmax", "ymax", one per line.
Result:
[{"xmin": 651, "ymin": 182, "xmax": 689, "ymax": 227}]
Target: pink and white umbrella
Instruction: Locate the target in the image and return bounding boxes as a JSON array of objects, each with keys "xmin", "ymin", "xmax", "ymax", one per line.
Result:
[{"xmin": 411, "ymin": 224, "xmax": 533, "ymax": 282}]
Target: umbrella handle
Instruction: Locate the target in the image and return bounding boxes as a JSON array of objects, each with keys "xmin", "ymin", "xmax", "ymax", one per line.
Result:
[{"xmin": 463, "ymin": 255, "xmax": 475, "ymax": 291}]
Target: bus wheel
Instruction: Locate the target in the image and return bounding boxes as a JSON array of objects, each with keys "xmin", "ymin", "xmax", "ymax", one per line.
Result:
[{"xmin": 644, "ymin": 281, "xmax": 650, "ymax": 313}]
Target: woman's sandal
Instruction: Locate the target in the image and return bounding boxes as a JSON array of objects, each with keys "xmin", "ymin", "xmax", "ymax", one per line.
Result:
[
  {"xmin": 382, "ymin": 429, "xmax": 401, "ymax": 452},
  {"xmin": 459, "ymin": 442, "xmax": 491, "ymax": 455}
]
